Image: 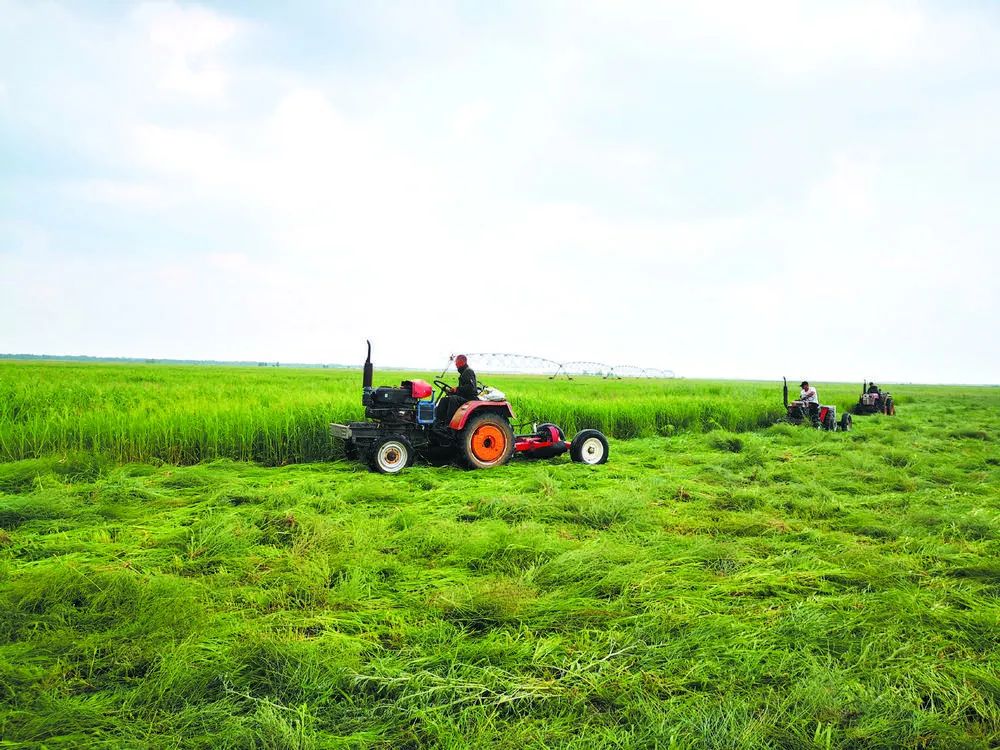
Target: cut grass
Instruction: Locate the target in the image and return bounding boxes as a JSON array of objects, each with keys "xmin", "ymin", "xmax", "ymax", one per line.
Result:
[{"xmin": 1, "ymin": 381, "xmax": 998, "ymax": 748}]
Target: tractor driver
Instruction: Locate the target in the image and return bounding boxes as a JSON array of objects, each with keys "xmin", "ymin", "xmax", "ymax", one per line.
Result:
[
  {"xmin": 796, "ymin": 380, "xmax": 820, "ymax": 425},
  {"xmin": 798, "ymin": 381, "xmax": 819, "ymax": 405},
  {"xmin": 438, "ymin": 354, "xmax": 478, "ymax": 424}
]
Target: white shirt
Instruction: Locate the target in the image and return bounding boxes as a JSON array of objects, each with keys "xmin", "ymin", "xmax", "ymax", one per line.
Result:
[{"xmin": 800, "ymin": 386, "xmax": 818, "ymax": 404}]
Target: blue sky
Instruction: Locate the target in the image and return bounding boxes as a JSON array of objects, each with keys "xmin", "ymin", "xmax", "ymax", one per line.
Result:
[{"xmin": 1, "ymin": 0, "xmax": 998, "ymax": 382}]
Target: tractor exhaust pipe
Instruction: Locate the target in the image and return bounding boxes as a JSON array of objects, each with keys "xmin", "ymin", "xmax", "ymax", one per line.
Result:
[
  {"xmin": 782, "ymin": 377, "xmax": 788, "ymax": 408},
  {"xmin": 363, "ymin": 340, "xmax": 373, "ymax": 389}
]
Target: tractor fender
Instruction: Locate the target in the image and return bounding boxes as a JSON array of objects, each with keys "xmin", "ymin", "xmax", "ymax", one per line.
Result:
[{"xmin": 449, "ymin": 400, "xmax": 516, "ymax": 430}]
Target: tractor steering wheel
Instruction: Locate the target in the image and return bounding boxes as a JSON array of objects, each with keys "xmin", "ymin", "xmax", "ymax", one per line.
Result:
[{"xmin": 433, "ymin": 379, "xmax": 453, "ymax": 396}]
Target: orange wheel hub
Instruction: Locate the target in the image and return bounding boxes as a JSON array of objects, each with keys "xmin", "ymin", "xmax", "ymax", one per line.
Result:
[{"xmin": 470, "ymin": 423, "xmax": 507, "ymax": 462}]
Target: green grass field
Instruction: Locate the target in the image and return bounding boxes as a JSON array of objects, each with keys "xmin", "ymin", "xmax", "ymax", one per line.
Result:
[
  {"xmin": 0, "ymin": 361, "xmax": 829, "ymax": 465},
  {"xmin": 1, "ymin": 362, "xmax": 998, "ymax": 748}
]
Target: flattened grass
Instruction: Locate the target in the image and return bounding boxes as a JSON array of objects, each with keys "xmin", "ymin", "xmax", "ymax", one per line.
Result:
[{"xmin": 1, "ymin": 385, "xmax": 999, "ymax": 748}]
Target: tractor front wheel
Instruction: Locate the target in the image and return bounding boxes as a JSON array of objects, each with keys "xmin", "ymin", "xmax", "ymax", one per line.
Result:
[
  {"xmin": 839, "ymin": 413, "xmax": 853, "ymax": 432},
  {"xmin": 461, "ymin": 413, "xmax": 515, "ymax": 469},
  {"xmin": 368, "ymin": 435, "xmax": 414, "ymax": 474}
]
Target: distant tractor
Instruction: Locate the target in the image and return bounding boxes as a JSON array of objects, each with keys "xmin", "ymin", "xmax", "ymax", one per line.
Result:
[
  {"xmin": 330, "ymin": 342, "xmax": 610, "ymax": 474},
  {"xmin": 851, "ymin": 381, "xmax": 896, "ymax": 416},
  {"xmin": 782, "ymin": 378, "xmax": 852, "ymax": 431}
]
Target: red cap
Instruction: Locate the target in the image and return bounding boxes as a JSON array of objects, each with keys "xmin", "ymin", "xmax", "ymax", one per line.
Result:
[{"xmin": 455, "ymin": 354, "xmax": 468, "ymax": 368}]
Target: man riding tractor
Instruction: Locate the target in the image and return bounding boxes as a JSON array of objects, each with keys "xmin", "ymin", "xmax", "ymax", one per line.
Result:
[
  {"xmin": 437, "ymin": 354, "xmax": 477, "ymax": 425},
  {"xmin": 792, "ymin": 381, "xmax": 821, "ymax": 426},
  {"xmin": 782, "ymin": 378, "xmax": 851, "ymax": 431},
  {"xmin": 852, "ymin": 381, "xmax": 896, "ymax": 416}
]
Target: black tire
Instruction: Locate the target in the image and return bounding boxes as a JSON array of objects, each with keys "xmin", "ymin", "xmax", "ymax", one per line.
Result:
[
  {"xmin": 368, "ymin": 435, "xmax": 413, "ymax": 474},
  {"xmin": 823, "ymin": 412, "xmax": 837, "ymax": 431},
  {"xmin": 344, "ymin": 442, "xmax": 358, "ymax": 461},
  {"xmin": 536, "ymin": 422, "xmax": 566, "ymax": 441},
  {"xmin": 839, "ymin": 413, "xmax": 852, "ymax": 432},
  {"xmin": 520, "ymin": 444, "xmax": 569, "ymax": 460},
  {"xmin": 885, "ymin": 397, "xmax": 895, "ymax": 416},
  {"xmin": 570, "ymin": 429, "xmax": 609, "ymax": 464},
  {"xmin": 461, "ymin": 412, "xmax": 515, "ymax": 469}
]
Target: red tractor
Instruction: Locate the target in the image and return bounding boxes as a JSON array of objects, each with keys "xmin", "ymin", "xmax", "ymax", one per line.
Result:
[
  {"xmin": 851, "ymin": 381, "xmax": 896, "ymax": 416},
  {"xmin": 330, "ymin": 343, "xmax": 610, "ymax": 474}
]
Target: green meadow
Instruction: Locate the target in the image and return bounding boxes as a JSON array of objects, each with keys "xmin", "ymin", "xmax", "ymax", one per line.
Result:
[{"xmin": 0, "ymin": 361, "xmax": 998, "ymax": 748}]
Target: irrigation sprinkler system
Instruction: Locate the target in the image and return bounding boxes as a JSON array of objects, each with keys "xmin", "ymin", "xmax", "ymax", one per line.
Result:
[{"xmin": 447, "ymin": 353, "xmax": 676, "ymax": 380}]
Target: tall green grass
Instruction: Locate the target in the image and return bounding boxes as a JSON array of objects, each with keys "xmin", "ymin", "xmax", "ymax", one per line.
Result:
[
  {"xmin": 0, "ymin": 362, "xmax": 795, "ymax": 465},
  {"xmin": 1, "ymin": 361, "xmax": 989, "ymax": 467}
]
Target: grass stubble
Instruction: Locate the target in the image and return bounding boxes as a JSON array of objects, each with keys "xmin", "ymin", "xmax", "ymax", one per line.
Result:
[{"xmin": 0, "ymin": 362, "xmax": 997, "ymax": 748}]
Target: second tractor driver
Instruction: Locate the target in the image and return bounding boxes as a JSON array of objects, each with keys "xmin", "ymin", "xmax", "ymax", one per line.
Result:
[{"xmin": 438, "ymin": 354, "xmax": 478, "ymax": 423}]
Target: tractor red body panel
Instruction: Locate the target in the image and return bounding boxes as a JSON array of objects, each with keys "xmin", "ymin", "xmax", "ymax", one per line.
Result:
[
  {"xmin": 514, "ymin": 436, "xmax": 571, "ymax": 454},
  {"xmin": 405, "ymin": 379, "xmax": 433, "ymax": 399},
  {"xmin": 449, "ymin": 400, "xmax": 516, "ymax": 430},
  {"xmin": 540, "ymin": 425, "xmax": 561, "ymax": 442}
]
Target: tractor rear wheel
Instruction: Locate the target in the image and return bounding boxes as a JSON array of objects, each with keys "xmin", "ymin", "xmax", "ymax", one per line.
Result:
[
  {"xmin": 368, "ymin": 435, "xmax": 413, "ymax": 474},
  {"xmin": 570, "ymin": 429, "xmax": 609, "ymax": 464},
  {"xmin": 461, "ymin": 413, "xmax": 515, "ymax": 469}
]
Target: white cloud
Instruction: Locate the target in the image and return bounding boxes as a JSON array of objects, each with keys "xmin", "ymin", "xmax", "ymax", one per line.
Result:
[
  {"xmin": 559, "ymin": 0, "xmax": 996, "ymax": 78},
  {"xmin": 130, "ymin": 1, "xmax": 247, "ymax": 97},
  {"xmin": 0, "ymin": 220, "xmax": 50, "ymax": 257},
  {"xmin": 666, "ymin": 0, "xmax": 927, "ymax": 74},
  {"xmin": 207, "ymin": 252, "xmax": 250, "ymax": 272},
  {"xmin": 452, "ymin": 99, "xmax": 495, "ymax": 139},
  {"xmin": 60, "ymin": 179, "xmax": 175, "ymax": 211},
  {"xmin": 1, "ymin": 1, "xmax": 998, "ymax": 381},
  {"xmin": 805, "ymin": 155, "xmax": 879, "ymax": 222}
]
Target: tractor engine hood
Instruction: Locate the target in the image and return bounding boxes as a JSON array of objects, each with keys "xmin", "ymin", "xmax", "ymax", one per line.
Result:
[{"xmin": 403, "ymin": 380, "xmax": 432, "ymax": 399}]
